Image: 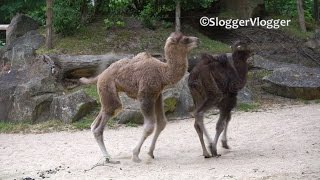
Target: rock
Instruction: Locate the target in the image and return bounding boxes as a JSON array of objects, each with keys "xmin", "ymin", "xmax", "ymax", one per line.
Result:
[
  {"xmin": 305, "ymin": 39, "xmax": 320, "ymax": 49},
  {"xmin": 5, "ymin": 56, "xmax": 63, "ymax": 122},
  {"xmin": 0, "ymin": 69, "xmax": 28, "ymax": 120},
  {"xmin": 164, "ymin": 73, "xmax": 194, "ymax": 118},
  {"xmin": 116, "ymin": 110, "xmax": 144, "ymax": 124},
  {"xmin": 6, "ymin": 14, "xmax": 39, "ymax": 46},
  {"xmin": 263, "ymin": 66, "xmax": 320, "ymax": 100},
  {"xmin": 3, "ymin": 30, "xmax": 44, "ymax": 68},
  {"xmin": 50, "ymin": 90, "xmax": 97, "ymax": 123},
  {"xmin": 115, "ymin": 94, "xmax": 142, "ymax": 124},
  {"xmin": 237, "ymin": 87, "xmax": 253, "ymax": 103}
]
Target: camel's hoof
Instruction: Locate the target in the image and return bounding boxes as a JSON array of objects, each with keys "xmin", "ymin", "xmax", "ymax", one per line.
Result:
[
  {"xmin": 204, "ymin": 154, "xmax": 211, "ymax": 158},
  {"xmin": 105, "ymin": 158, "xmax": 120, "ymax": 164},
  {"xmin": 221, "ymin": 140, "xmax": 230, "ymax": 149},
  {"xmin": 213, "ymin": 154, "xmax": 221, "ymax": 158},
  {"xmin": 132, "ymin": 156, "xmax": 142, "ymax": 163},
  {"xmin": 148, "ymin": 152, "xmax": 155, "ymax": 159},
  {"xmin": 209, "ymin": 143, "xmax": 220, "ymax": 157}
]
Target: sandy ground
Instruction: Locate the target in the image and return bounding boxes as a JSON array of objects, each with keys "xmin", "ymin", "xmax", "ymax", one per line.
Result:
[{"xmin": 1, "ymin": 104, "xmax": 320, "ymax": 180}]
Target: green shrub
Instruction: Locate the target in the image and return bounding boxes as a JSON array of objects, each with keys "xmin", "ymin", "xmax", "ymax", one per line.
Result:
[
  {"xmin": 139, "ymin": 3, "xmax": 158, "ymax": 29},
  {"xmin": 104, "ymin": 17, "xmax": 125, "ymax": 29},
  {"xmin": 53, "ymin": 0, "xmax": 81, "ymax": 36},
  {"xmin": 27, "ymin": 6, "xmax": 46, "ymax": 26}
]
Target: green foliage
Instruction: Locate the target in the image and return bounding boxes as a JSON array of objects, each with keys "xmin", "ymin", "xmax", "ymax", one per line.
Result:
[
  {"xmin": 0, "ymin": 120, "xmax": 68, "ymax": 133},
  {"xmin": 0, "ymin": 0, "xmax": 45, "ymax": 24},
  {"xmin": 139, "ymin": 3, "xmax": 158, "ymax": 29},
  {"xmin": 28, "ymin": 6, "xmax": 46, "ymax": 25},
  {"xmin": 237, "ymin": 103, "xmax": 260, "ymax": 112},
  {"xmin": 108, "ymin": 0, "xmax": 132, "ymax": 14},
  {"xmin": 53, "ymin": 0, "xmax": 82, "ymax": 36},
  {"xmin": 265, "ymin": 0, "xmax": 314, "ymax": 21},
  {"xmin": 104, "ymin": 18, "xmax": 125, "ymax": 29}
]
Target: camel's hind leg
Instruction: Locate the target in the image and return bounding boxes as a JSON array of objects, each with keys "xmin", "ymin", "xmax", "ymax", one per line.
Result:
[
  {"xmin": 92, "ymin": 82, "xmax": 121, "ymax": 163},
  {"xmin": 132, "ymin": 95, "xmax": 157, "ymax": 163},
  {"xmin": 148, "ymin": 94, "xmax": 167, "ymax": 159},
  {"xmin": 190, "ymin": 88, "xmax": 212, "ymax": 158},
  {"xmin": 209, "ymin": 110, "xmax": 229, "ymax": 157}
]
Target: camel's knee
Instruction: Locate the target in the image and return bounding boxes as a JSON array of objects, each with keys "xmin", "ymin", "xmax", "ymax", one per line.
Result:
[
  {"xmin": 144, "ymin": 122, "xmax": 155, "ymax": 136},
  {"xmin": 157, "ymin": 120, "xmax": 167, "ymax": 131},
  {"xmin": 216, "ymin": 121, "xmax": 226, "ymax": 132},
  {"xmin": 194, "ymin": 120, "xmax": 200, "ymax": 129}
]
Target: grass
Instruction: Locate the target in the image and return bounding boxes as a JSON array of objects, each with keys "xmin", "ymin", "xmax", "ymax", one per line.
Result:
[
  {"xmin": 237, "ymin": 103, "xmax": 260, "ymax": 112},
  {"xmin": 83, "ymin": 84, "xmax": 99, "ymax": 101},
  {"xmin": 275, "ymin": 16, "xmax": 315, "ymax": 40},
  {"xmin": 36, "ymin": 17, "xmax": 230, "ymax": 55},
  {"xmin": 0, "ymin": 120, "xmax": 70, "ymax": 133},
  {"xmin": 125, "ymin": 121, "xmax": 139, "ymax": 127}
]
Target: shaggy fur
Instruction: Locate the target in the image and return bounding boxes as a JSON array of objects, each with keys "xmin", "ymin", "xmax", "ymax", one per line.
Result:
[
  {"xmin": 188, "ymin": 41, "xmax": 252, "ymax": 158},
  {"xmin": 80, "ymin": 32, "xmax": 199, "ymax": 163}
]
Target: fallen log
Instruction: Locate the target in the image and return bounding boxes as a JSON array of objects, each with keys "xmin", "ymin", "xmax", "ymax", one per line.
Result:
[{"xmin": 48, "ymin": 53, "xmax": 133, "ymax": 79}]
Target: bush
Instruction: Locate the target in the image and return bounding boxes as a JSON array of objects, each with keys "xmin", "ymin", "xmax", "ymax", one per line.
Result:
[
  {"xmin": 265, "ymin": 0, "xmax": 314, "ymax": 21},
  {"xmin": 139, "ymin": 3, "xmax": 158, "ymax": 29},
  {"xmin": 53, "ymin": 0, "xmax": 81, "ymax": 36},
  {"xmin": 0, "ymin": 0, "xmax": 45, "ymax": 24},
  {"xmin": 27, "ymin": 6, "xmax": 46, "ymax": 26},
  {"xmin": 104, "ymin": 17, "xmax": 125, "ymax": 29}
]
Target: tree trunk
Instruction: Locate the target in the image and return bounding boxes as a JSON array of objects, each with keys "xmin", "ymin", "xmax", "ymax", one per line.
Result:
[
  {"xmin": 297, "ymin": 0, "xmax": 307, "ymax": 32},
  {"xmin": 80, "ymin": 0, "xmax": 88, "ymax": 23},
  {"xmin": 46, "ymin": 0, "xmax": 53, "ymax": 49},
  {"xmin": 175, "ymin": 0, "xmax": 181, "ymax": 32},
  {"xmin": 48, "ymin": 53, "xmax": 133, "ymax": 79},
  {"xmin": 314, "ymin": 0, "xmax": 319, "ymax": 22}
]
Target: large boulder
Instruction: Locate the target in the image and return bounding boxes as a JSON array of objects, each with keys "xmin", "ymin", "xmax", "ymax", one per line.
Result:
[
  {"xmin": 163, "ymin": 73, "xmax": 194, "ymax": 118},
  {"xmin": 3, "ymin": 30, "xmax": 44, "ymax": 68},
  {"xmin": 5, "ymin": 56, "xmax": 63, "ymax": 122},
  {"xmin": 0, "ymin": 69, "xmax": 28, "ymax": 120},
  {"xmin": 263, "ymin": 66, "xmax": 320, "ymax": 100},
  {"xmin": 50, "ymin": 90, "xmax": 97, "ymax": 123},
  {"xmin": 6, "ymin": 14, "xmax": 39, "ymax": 46},
  {"xmin": 237, "ymin": 87, "xmax": 253, "ymax": 103}
]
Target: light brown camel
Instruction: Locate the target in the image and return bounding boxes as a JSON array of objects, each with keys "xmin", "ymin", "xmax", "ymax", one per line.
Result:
[{"xmin": 80, "ymin": 32, "xmax": 199, "ymax": 163}]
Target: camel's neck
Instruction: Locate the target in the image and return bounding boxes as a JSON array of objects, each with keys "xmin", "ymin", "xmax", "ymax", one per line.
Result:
[
  {"xmin": 232, "ymin": 51, "xmax": 249, "ymax": 84},
  {"xmin": 163, "ymin": 48, "xmax": 188, "ymax": 85}
]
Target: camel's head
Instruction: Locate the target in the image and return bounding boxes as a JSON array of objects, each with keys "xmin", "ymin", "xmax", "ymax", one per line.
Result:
[
  {"xmin": 165, "ymin": 32, "xmax": 199, "ymax": 53},
  {"xmin": 230, "ymin": 40, "xmax": 253, "ymax": 60},
  {"xmin": 231, "ymin": 41, "xmax": 252, "ymax": 54}
]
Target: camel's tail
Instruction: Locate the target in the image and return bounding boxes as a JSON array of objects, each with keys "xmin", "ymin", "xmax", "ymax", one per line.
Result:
[{"xmin": 79, "ymin": 76, "xmax": 99, "ymax": 84}]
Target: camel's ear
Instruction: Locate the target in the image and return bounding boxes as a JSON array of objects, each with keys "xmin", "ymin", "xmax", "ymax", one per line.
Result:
[{"xmin": 170, "ymin": 32, "xmax": 183, "ymax": 43}]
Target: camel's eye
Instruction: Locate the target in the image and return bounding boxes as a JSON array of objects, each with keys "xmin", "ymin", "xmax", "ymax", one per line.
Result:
[{"xmin": 181, "ymin": 37, "xmax": 190, "ymax": 44}]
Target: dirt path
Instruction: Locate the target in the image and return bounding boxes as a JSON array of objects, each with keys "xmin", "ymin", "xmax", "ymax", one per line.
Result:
[{"xmin": 1, "ymin": 104, "xmax": 320, "ymax": 180}]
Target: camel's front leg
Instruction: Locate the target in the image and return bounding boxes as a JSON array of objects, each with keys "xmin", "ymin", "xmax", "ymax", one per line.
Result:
[
  {"xmin": 132, "ymin": 97, "xmax": 156, "ymax": 163},
  {"xmin": 148, "ymin": 94, "xmax": 167, "ymax": 159},
  {"xmin": 221, "ymin": 111, "xmax": 231, "ymax": 149},
  {"xmin": 194, "ymin": 112, "xmax": 212, "ymax": 158}
]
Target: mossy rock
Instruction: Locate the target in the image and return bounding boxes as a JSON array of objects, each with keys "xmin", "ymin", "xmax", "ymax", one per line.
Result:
[
  {"xmin": 164, "ymin": 97, "xmax": 177, "ymax": 113},
  {"xmin": 263, "ymin": 66, "xmax": 320, "ymax": 100},
  {"xmin": 115, "ymin": 110, "xmax": 143, "ymax": 124}
]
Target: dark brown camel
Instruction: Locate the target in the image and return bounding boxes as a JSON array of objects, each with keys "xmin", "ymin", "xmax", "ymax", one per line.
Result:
[{"xmin": 188, "ymin": 41, "xmax": 252, "ymax": 158}]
